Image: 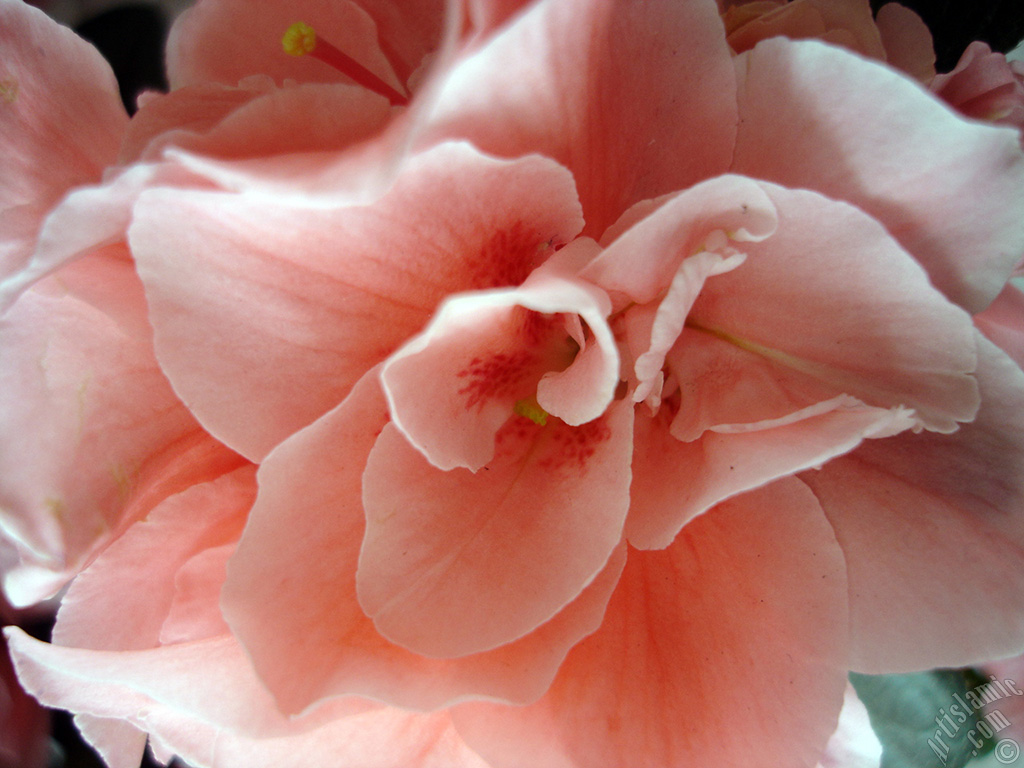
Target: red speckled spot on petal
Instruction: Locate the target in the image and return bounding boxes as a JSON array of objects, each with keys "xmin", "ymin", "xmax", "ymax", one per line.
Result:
[{"xmin": 468, "ymin": 222, "xmax": 556, "ymax": 290}]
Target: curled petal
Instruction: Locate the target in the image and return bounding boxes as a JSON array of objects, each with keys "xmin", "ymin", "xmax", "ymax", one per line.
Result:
[{"xmin": 382, "ymin": 272, "xmax": 616, "ymax": 472}]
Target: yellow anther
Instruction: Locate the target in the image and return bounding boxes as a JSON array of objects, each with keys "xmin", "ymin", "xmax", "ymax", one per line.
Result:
[
  {"xmin": 514, "ymin": 397, "xmax": 549, "ymax": 426},
  {"xmin": 282, "ymin": 21, "xmax": 317, "ymax": 57}
]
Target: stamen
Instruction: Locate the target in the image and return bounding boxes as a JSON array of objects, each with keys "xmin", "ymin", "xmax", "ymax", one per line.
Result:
[
  {"xmin": 282, "ymin": 22, "xmax": 409, "ymax": 107},
  {"xmin": 514, "ymin": 396, "xmax": 549, "ymax": 426}
]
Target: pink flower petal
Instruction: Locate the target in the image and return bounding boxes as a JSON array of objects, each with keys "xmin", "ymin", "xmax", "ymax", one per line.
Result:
[
  {"xmin": 875, "ymin": 2, "xmax": 935, "ymax": 83},
  {"xmin": 453, "ymin": 478, "xmax": 849, "ymax": 768},
  {"xmin": 129, "ymin": 143, "xmax": 583, "ymax": 460},
  {"xmin": 1, "ymin": 164, "xmax": 177, "ymax": 312},
  {"xmin": 166, "ymin": 0, "xmax": 421, "ymax": 93},
  {"xmin": 0, "ymin": 0, "xmax": 128, "ymax": 301},
  {"xmin": 223, "ymin": 371, "xmax": 625, "ymax": 714},
  {"xmin": 0, "ymin": 251, "xmax": 243, "ymax": 605},
  {"xmin": 52, "ymin": 467, "xmax": 255, "ymax": 652},
  {"xmin": 733, "ymin": 38, "xmax": 1024, "ymax": 313},
  {"xmin": 801, "ymin": 336, "xmax": 1024, "ymax": 671},
  {"xmin": 976, "ymin": 282, "xmax": 1024, "ymax": 367},
  {"xmin": 681, "ymin": 182, "xmax": 979, "ymax": 435},
  {"xmin": 382, "ymin": 272, "xmax": 616, "ymax": 471},
  {"xmin": 626, "ymin": 395, "xmax": 914, "ymax": 550},
  {"xmin": 581, "ymin": 174, "xmax": 778, "ymax": 307},
  {"xmin": 358, "ymin": 399, "xmax": 634, "ymax": 658},
  {"xmin": 0, "ymin": 0, "xmax": 126, "ymax": 213},
  {"xmin": 427, "ymin": 0, "xmax": 737, "ymax": 235}
]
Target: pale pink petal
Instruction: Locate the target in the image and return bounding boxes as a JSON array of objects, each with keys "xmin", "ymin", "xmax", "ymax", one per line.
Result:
[
  {"xmin": 875, "ymin": 3, "xmax": 935, "ymax": 82},
  {"xmin": 733, "ymin": 39, "xmax": 1024, "ymax": 313},
  {"xmin": 382, "ymin": 273, "xmax": 615, "ymax": 471},
  {"xmin": 626, "ymin": 395, "xmax": 914, "ymax": 550},
  {"xmin": 801, "ymin": 336, "xmax": 1024, "ymax": 671},
  {"xmin": 932, "ymin": 42, "xmax": 1024, "ymax": 129},
  {"xmin": 130, "ymin": 82, "xmax": 392, "ymax": 168},
  {"xmin": 976, "ymin": 283, "xmax": 1024, "ymax": 367},
  {"xmin": 453, "ymin": 478, "xmax": 849, "ymax": 768},
  {"xmin": 129, "ymin": 143, "xmax": 582, "ymax": 460},
  {"xmin": 8, "ymin": 635, "xmax": 491, "ymax": 768},
  {"xmin": 5, "ymin": 631, "xmax": 371, "ymax": 742},
  {"xmin": 158, "ymin": 543, "xmax": 234, "ymax": 645},
  {"xmin": 631, "ymin": 250, "xmax": 746, "ymax": 403},
  {"xmin": 0, "ymin": 251, "xmax": 244, "ymax": 605},
  {"xmin": 224, "ymin": 371, "xmax": 625, "ymax": 715},
  {"xmin": 72, "ymin": 715, "xmax": 147, "ymax": 768},
  {"xmin": 0, "ymin": 164, "xmax": 182, "ymax": 312},
  {"xmin": 681, "ymin": 183, "xmax": 978, "ymax": 435},
  {"xmin": 0, "ymin": 0, "xmax": 128, "ymax": 301},
  {"xmin": 817, "ymin": 684, "xmax": 882, "ymax": 768},
  {"xmin": 167, "ymin": 0, "xmax": 417, "ymax": 92},
  {"xmin": 581, "ymin": 174, "xmax": 777, "ymax": 307},
  {"xmin": 358, "ymin": 399, "xmax": 633, "ymax": 658},
  {"xmin": 427, "ymin": 0, "xmax": 737, "ymax": 236},
  {"xmin": 51, "ymin": 467, "xmax": 255, "ymax": 651},
  {"xmin": 117, "ymin": 79, "xmax": 274, "ymax": 163},
  {"xmin": 0, "ymin": 0, "xmax": 126, "ymax": 212}
]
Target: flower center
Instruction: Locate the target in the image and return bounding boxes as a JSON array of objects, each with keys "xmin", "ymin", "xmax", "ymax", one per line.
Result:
[{"xmin": 282, "ymin": 21, "xmax": 409, "ymax": 107}]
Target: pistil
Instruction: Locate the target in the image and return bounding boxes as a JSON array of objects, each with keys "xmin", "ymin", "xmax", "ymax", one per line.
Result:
[{"xmin": 282, "ymin": 22, "xmax": 409, "ymax": 107}]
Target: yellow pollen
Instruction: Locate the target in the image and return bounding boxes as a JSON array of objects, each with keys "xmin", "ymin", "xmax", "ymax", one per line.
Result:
[
  {"xmin": 282, "ymin": 21, "xmax": 317, "ymax": 57},
  {"xmin": 514, "ymin": 397, "xmax": 549, "ymax": 426}
]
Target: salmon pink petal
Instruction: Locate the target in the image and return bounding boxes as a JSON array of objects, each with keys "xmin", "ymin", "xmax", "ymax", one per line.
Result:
[
  {"xmin": 733, "ymin": 39, "xmax": 1024, "ymax": 313},
  {"xmin": 0, "ymin": 0, "xmax": 126, "ymax": 214},
  {"xmin": 932, "ymin": 42, "xmax": 1024, "ymax": 128},
  {"xmin": 382, "ymin": 273, "xmax": 616, "ymax": 471},
  {"xmin": 126, "ymin": 80, "xmax": 391, "ymax": 167},
  {"xmin": 801, "ymin": 336, "xmax": 1024, "ymax": 671},
  {"xmin": 683, "ymin": 183, "xmax": 978, "ymax": 435},
  {"xmin": 167, "ymin": 0, "xmax": 415, "ymax": 92},
  {"xmin": 453, "ymin": 478, "xmax": 849, "ymax": 768},
  {"xmin": 875, "ymin": 2, "xmax": 935, "ymax": 82},
  {"xmin": 8, "ymin": 630, "xmax": 487, "ymax": 768},
  {"xmin": 358, "ymin": 399, "xmax": 633, "ymax": 658},
  {"xmin": 73, "ymin": 715, "xmax": 146, "ymax": 768},
  {"xmin": 6, "ymin": 631, "xmax": 368, "ymax": 741},
  {"xmin": 222, "ymin": 371, "xmax": 625, "ymax": 713},
  {"xmin": 0, "ymin": 251, "xmax": 242, "ymax": 605},
  {"xmin": 158, "ymin": 544, "xmax": 235, "ymax": 645},
  {"xmin": 0, "ymin": 164, "xmax": 179, "ymax": 312},
  {"xmin": 52, "ymin": 467, "xmax": 254, "ymax": 652},
  {"xmin": 428, "ymin": 0, "xmax": 737, "ymax": 235},
  {"xmin": 581, "ymin": 175, "xmax": 778, "ymax": 306},
  {"xmin": 976, "ymin": 283, "xmax": 1024, "ymax": 366},
  {"xmin": 0, "ymin": 0, "xmax": 129, "ymax": 302},
  {"xmin": 129, "ymin": 143, "xmax": 583, "ymax": 460},
  {"xmin": 626, "ymin": 396, "xmax": 914, "ymax": 550}
]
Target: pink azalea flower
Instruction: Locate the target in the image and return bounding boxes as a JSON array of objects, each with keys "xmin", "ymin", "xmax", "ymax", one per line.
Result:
[{"xmin": 3, "ymin": 1, "xmax": 1024, "ymax": 767}]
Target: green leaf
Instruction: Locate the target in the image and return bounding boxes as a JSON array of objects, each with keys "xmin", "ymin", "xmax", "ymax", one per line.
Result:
[{"xmin": 850, "ymin": 669, "xmax": 1006, "ymax": 768}]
